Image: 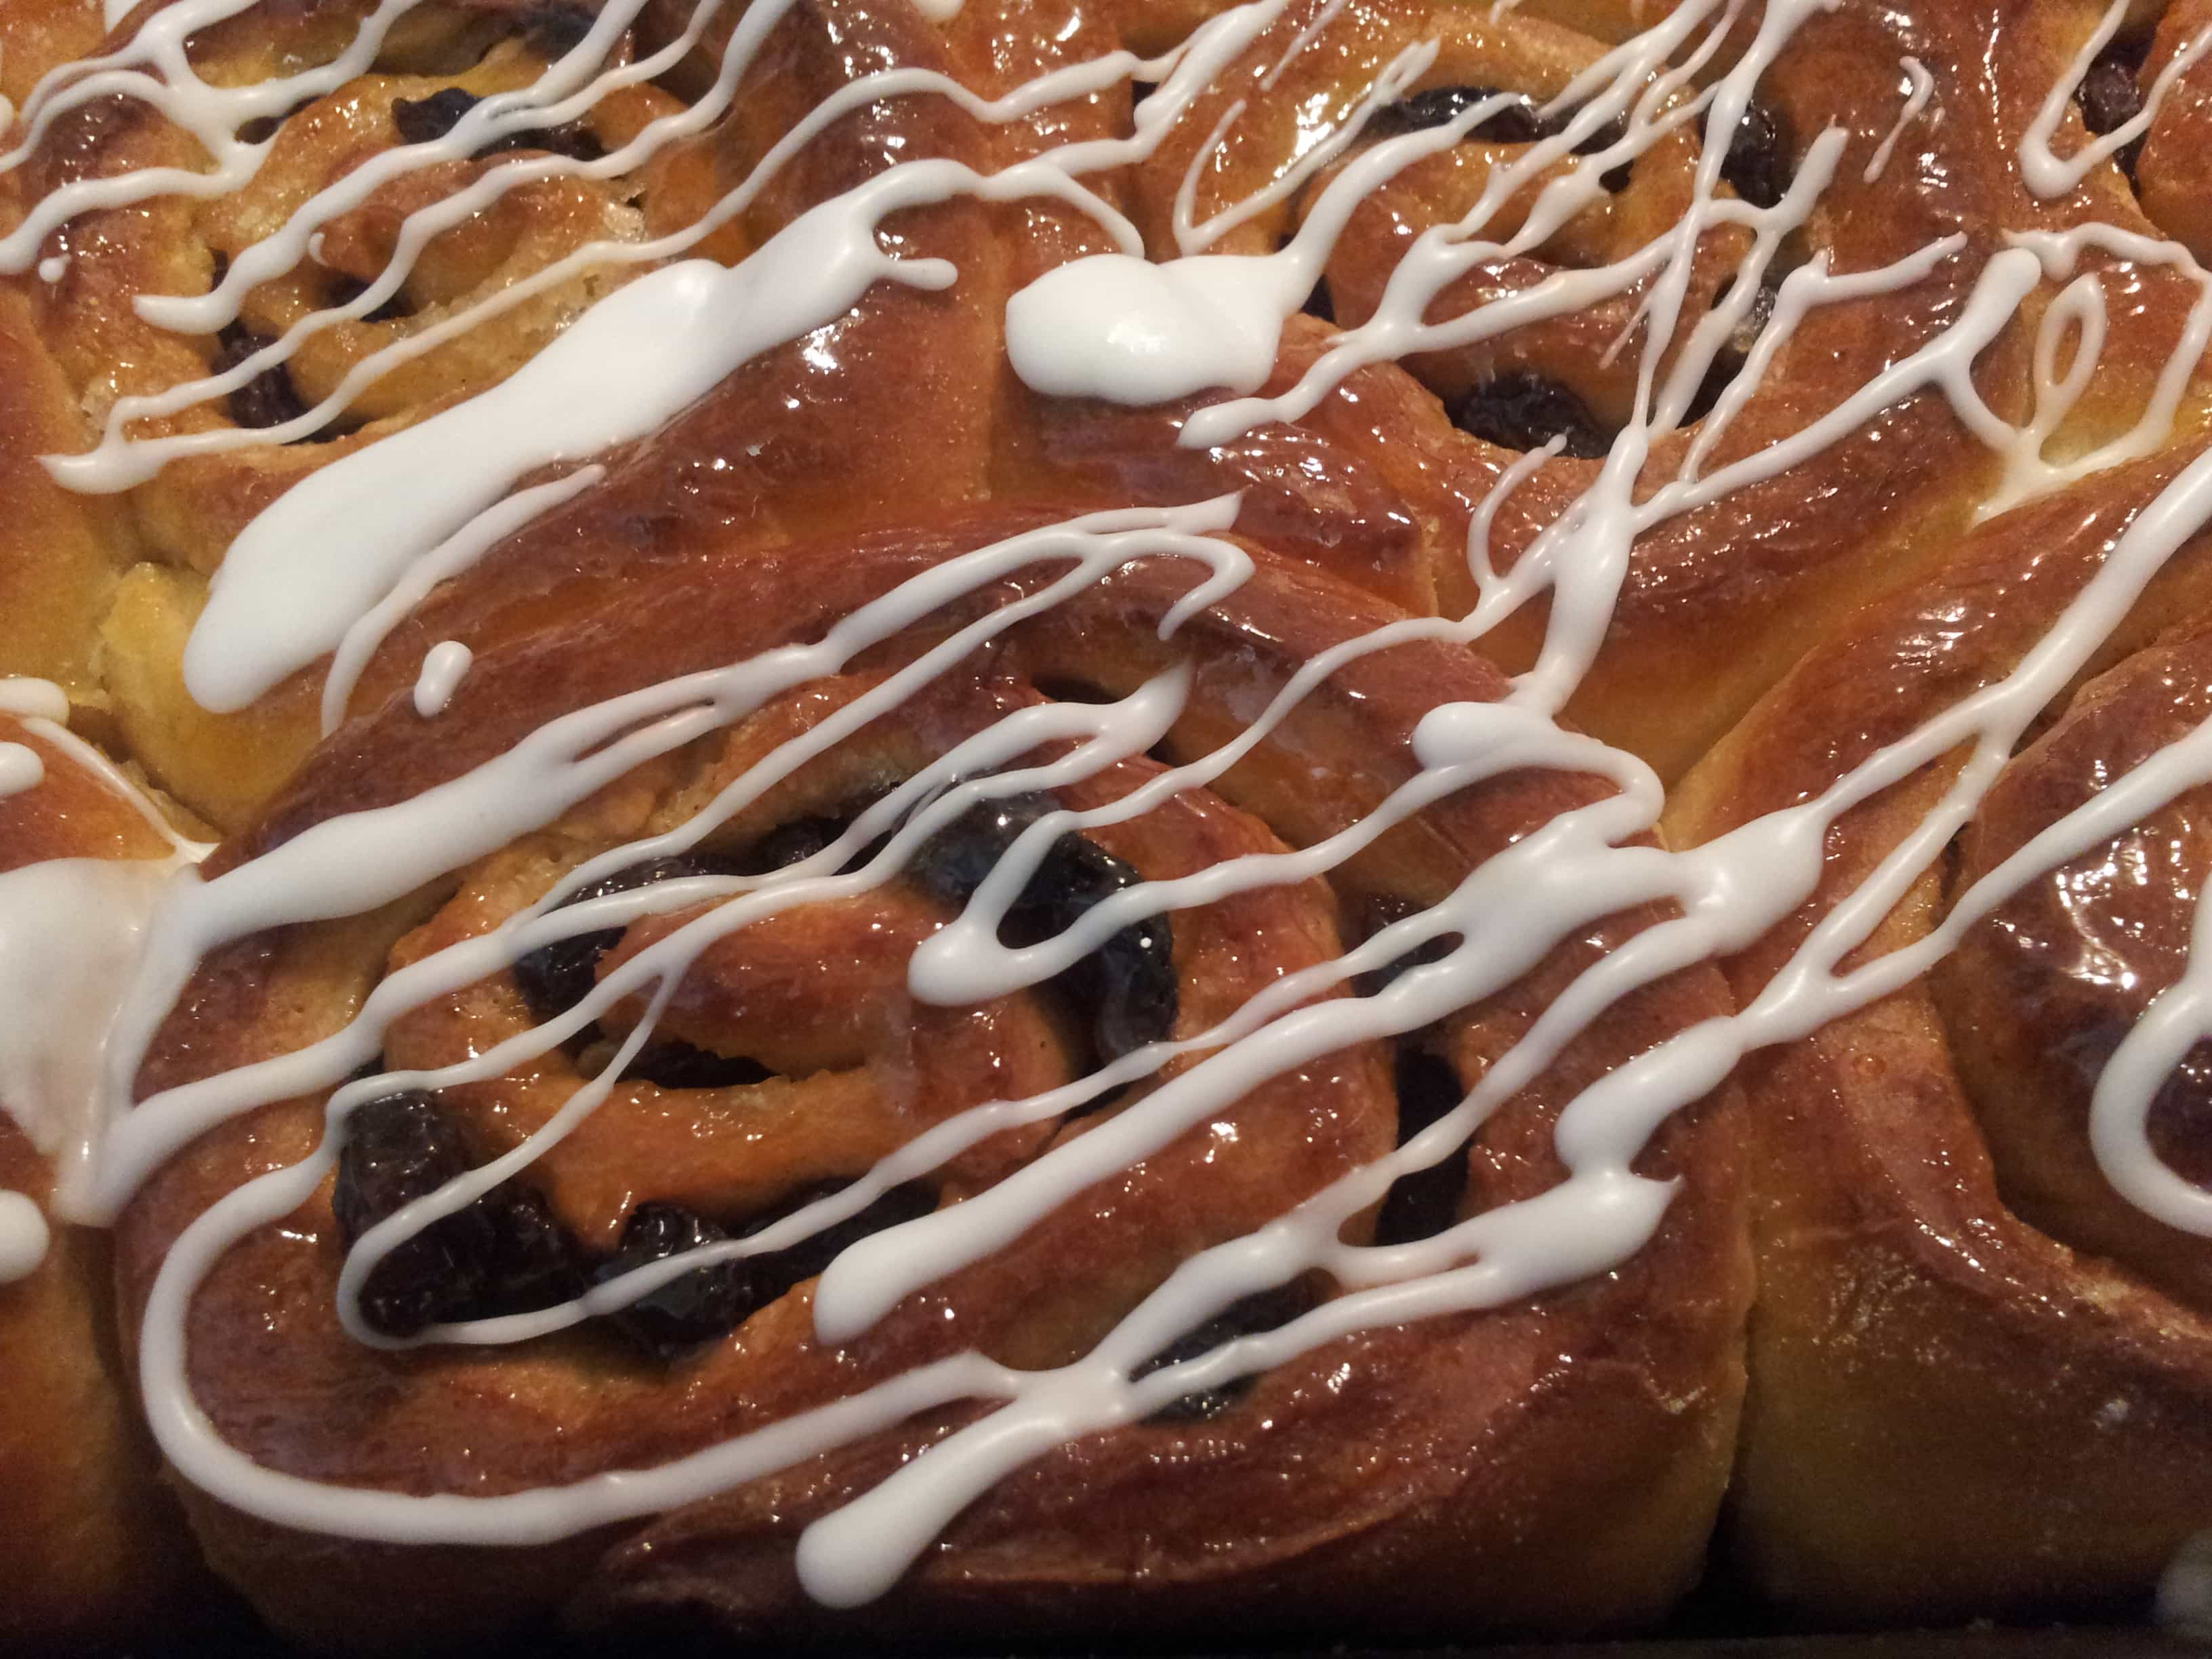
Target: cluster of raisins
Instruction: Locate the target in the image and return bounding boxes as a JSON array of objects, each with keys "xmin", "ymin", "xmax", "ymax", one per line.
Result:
[
  {"xmin": 340, "ymin": 789, "xmax": 1180, "ymax": 1347},
  {"xmin": 332, "ymin": 1087, "xmax": 935, "ymax": 1356}
]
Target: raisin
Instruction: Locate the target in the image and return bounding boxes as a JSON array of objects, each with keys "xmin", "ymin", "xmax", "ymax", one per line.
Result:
[
  {"xmin": 478, "ymin": 1182, "xmax": 587, "ymax": 1316},
  {"xmin": 511, "ymin": 853, "xmax": 747, "ymax": 1023},
  {"xmin": 521, "ymin": 3, "xmax": 596, "ymax": 59},
  {"xmin": 908, "ymin": 796, "xmax": 1052, "ymax": 899},
  {"xmin": 2076, "ymin": 37, "xmax": 2150, "ymax": 181},
  {"xmin": 325, "ymin": 274, "xmax": 413, "ymax": 324},
  {"xmin": 508, "ymin": 119, "xmax": 604, "ymax": 163},
  {"xmin": 736, "ymin": 787, "xmax": 897, "ymax": 876},
  {"xmin": 600, "ymin": 1185, "xmax": 936, "ymax": 1359},
  {"xmin": 911, "ymin": 795, "xmax": 1178, "ymax": 1062},
  {"xmin": 1721, "ymin": 99, "xmax": 1791, "ymax": 209},
  {"xmin": 1345, "ymin": 902, "xmax": 1474, "ymax": 1244},
  {"xmin": 333, "ymin": 1091, "xmax": 487, "ymax": 1335},
  {"xmin": 1136, "ymin": 1281, "xmax": 1318, "ymax": 1423},
  {"xmin": 621, "ymin": 1042, "xmax": 773, "ymax": 1090},
  {"xmin": 213, "ymin": 325, "xmax": 319, "ymax": 434},
  {"xmin": 596, "ymin": 1201, "xmax": 750, "ymax": 1357},
  {"xmin": 392, "ymin": 88, "xmax": 605, "ymax": 161},
  {"xmin": 1446, "ymin": 373, "xmax": 1614, "ymax": 458},
  {"xmin": 1351, "ymin": 893, "xmax": 1459, "ymax": 998},
  {"xmin": 1073, "ymin": 899, "xmax": 1178, "ymax": 1063},
  {"xmin": 1372, "ymin": 84, "xmax": 1549, "ymax": 145},
  {"xmin": 737, "ymin": 813, "xmax": 849, "ymax": 874},
  {"xmin": 391, "ymin": 87, "xmax": 480, "ymax": 146},
  {"xmin": 331, "ymin": 1090, "xmax": 582, "ymax": 1336},
  {"xmin": 1372, "ymin": 1042, "xmax": 1471, "ymax": 1246},
  {"xmin": 1576, "ymin": 113, "xmax": 1634, "ymax": 193},
  {"xmin": 1683, "ymin": 272, "xmax": 1780, "ymax": 424},
  {"xmin": 2078, "ymin": 43, "xmax": 2148, "ymax": 135}
]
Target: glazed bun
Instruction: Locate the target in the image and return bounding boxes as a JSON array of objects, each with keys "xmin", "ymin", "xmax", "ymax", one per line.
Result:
[{"xmin": 2, "ymin": 0, "xmax": 2212, "ymax": 1649}]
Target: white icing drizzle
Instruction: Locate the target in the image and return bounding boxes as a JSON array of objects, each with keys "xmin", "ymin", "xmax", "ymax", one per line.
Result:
[
  {"xmin": 2020, "ymin": 0, "xmax": 2212, "ymax": 200},
  {"xmin": 1979, "ymin": 225, "xmax": 2212, "ymax": 519},
  {"xmin": 119, "ymin": 417, "xmax": 2212, "ymax": 1600},
  {"xmin": 184, "ymin": 233, "xmax": 963, "ymax": 710},
  {"xmin": 1863, "ymin": 56, "xmax": 1933, "ymax": 182},
  {"xmin": 409, "ymin": 643, "xmax": 472, "ymax": 720},
  {"xmin": 0, "ymin": 676, "xmax": 70, "ymax": 721},
  {"xmin": 7, "ymin": 0, "xmax": 2212, "ymax": 1619},
  {"xmin": 1174, "ymin": 0, "xmax": 1837, "ymax": 451},
  {"xmin": 0, "ymin": 743, "xmax": 43, "ymax": 798},
  {"xmin": 1006, "ymin": 52, "xmax": 1496, "ymax": 403},
  {"xmin": 0, "ymin": 1189, "xmax": 47, "ymax": 1283},
  {"xmin": 181, "ymin": 139, "xmax": 1115, "ymax": 710},
  {"xmin": 133, "ymin": 0, "xmax": 700, "ymax": 337},
  {"xmin": 30, "ymin": 3, "xmax": 1225, "ymax": 492},
  {"xmin": 40, "ymin": 0, "xmax": 732, "ymax": 475},
  {"xmin": 134, "ymin": 14, "xmax": 1353, "ymax": 699},
  {"xmin": 34, "ymin": 253, "xmax": 66, "ymax": 284},
  {"xmin": 0, "ymin": 0, "xmax": 428, "ymax": 272}
]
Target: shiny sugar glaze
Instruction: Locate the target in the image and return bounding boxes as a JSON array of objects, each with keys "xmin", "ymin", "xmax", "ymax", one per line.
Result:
[{"xmin": 0, "ymin": 0, "xmax": 2210, "ymax": 1635}]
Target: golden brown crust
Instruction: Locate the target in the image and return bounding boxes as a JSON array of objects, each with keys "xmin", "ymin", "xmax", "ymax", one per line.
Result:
[{"xmin": 0, "ymin": 215, "xmax": 140, "ymax": 703}]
